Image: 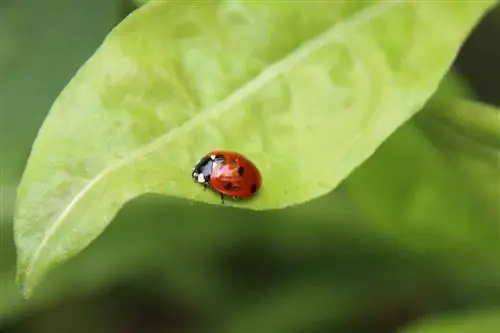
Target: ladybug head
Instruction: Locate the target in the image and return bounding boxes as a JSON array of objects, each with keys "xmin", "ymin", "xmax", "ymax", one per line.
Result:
[
  {"xmin": 191, "ymin": 154, "xmax": 225, "ymax": 184},
  {"xmin": 191, "ymin": 155, "xmax": 213, "ymax": 184}
]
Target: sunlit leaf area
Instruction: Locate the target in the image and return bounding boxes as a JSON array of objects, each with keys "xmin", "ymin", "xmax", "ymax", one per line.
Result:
[{"xmin": 1, "ymin": 1, "xmax": 499, "ymax": 332}]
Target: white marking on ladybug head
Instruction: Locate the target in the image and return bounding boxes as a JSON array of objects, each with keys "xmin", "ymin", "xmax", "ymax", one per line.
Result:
[
  {"xmin": 197, "ymin": 173, "xmax": 205, "ymax": 183},
  {"xmin": 210, "ymin": 154, "xmax": 216, "ymax": 160}
]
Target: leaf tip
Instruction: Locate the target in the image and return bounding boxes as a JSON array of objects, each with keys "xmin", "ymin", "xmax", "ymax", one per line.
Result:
[{"xmin": 15, "ymin": 262, "xmax": 37, "ymax": 299}]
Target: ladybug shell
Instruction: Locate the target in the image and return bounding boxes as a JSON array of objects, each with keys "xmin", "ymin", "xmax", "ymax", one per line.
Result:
[{"xmin": 207, "ymin": 150, "xmax": 261, "ymax": 198}]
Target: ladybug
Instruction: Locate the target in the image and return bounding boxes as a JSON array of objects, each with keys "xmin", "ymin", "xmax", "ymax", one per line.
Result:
[{"xmin": 191, "ymin": 150, "xmax": 262, "ymax": 204}]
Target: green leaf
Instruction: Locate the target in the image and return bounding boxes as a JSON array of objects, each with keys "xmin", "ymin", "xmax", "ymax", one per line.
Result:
[
  {"xmin": 343, "ymin": 109, "xmax": 500, "ymax": 295},
  {"xmin": 417, "ymin": 99, "xmax": 500, "ymax": 220},
  {"xmin": 14, "ymin": 0, "xmax": 496, "ymax": 297},
  {"xmin": 422, "ymin": 99, "xmax": 500, "ymax": 150},
  {"xmin": 403, "ymin": 307, "xmax": 500, "ymax": 333},
  {"xmin": 345, "ymin": 119, "xmax": 499, "ymax": 253},
  {"xmin": 341, "ymin": 119, "xmax": 500, "ymax": 331}
]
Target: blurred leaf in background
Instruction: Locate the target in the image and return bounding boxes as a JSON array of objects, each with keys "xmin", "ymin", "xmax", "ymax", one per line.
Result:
[
  {"xmin": 417, "ymin": 99, "xmax": 500, "ymax": 220},
  {"xmin": 403, "ymin": 307, "xmax": 500, "ymax": 333},
  {"xmin": 0, "ymin": 0, "xmax": 122, "ymax": 183},
  {"xmin": 1, "ymin": 0, "xmax": 499, "ymax": 333}
]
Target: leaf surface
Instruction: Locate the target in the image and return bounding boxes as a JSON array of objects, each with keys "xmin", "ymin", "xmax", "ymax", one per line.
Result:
[{"xmin": 14, "ymin": 0, "xmax": 496, "ymax": 296}]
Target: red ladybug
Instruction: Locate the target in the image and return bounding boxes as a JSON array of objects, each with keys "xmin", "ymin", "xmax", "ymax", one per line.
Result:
[{"xmin": 191, "ymin": 150, "xmax": 262, "ymax": 204}]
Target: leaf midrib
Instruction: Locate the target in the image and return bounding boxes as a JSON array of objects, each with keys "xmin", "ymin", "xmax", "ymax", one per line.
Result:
[{"xmin": 23, "ymin": 0, "xmax": 402, "ymax": 279}]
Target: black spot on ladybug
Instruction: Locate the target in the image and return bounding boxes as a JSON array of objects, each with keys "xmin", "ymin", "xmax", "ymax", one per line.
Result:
[
  {"xmin": 238, "ymin": 166, "xmax": 245, "ymax": 176},
  {"xmin": 250, "ymin": 184, "xmax": 257, "ymax": 194},
  {"xmin": 224, "ymin": 182, "xmax": 233, "ymax": 190}
]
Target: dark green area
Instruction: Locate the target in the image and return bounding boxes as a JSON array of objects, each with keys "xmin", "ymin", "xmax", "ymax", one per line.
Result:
[{"xmin": 1, "ymin": 1, "xmax": 499, "ymax": 332}]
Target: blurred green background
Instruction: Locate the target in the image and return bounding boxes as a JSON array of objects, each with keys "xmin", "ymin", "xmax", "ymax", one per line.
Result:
[{"xmin": 1, "ymin": 1, "xmax": 499, "ymax": 332}]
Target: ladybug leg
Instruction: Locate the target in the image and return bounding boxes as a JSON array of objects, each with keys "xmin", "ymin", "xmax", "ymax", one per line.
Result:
[
  {"xmin": 220, "ymin": 192, "xmax": 225, "ymax": 204},
  {"xmin": 203, "ymin": 183, "xmax": 207, "ymax": 191}
]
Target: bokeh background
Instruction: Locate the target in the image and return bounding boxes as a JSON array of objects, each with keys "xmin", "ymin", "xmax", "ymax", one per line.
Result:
[{"xmin": 1, "ymin": 1, "xmax": 499, "ymax": 332}]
